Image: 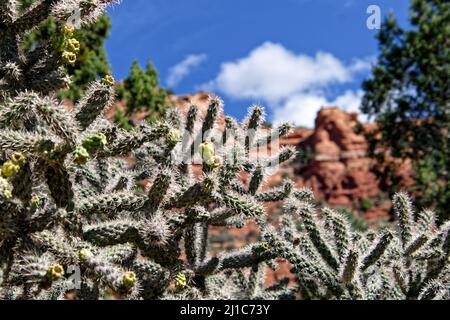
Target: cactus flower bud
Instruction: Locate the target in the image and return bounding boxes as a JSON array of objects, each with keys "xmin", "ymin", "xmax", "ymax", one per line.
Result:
[
  {"xmin": 1, "ymin": 161, "xmax": 20, "ymax": 178},
  {"xmin": 82, "ymin": 133, "xmax": 107, "ymax": 153},
  {"xmin": 62, "ymin": 51, "xmax": 77, "ymax": 65},
  {"xmin": 30, "ymin": 195, "xmax": 42, "ymax": 208},
  {"xmin": 78, "ymin": 249, "xmax": 94, "ymax": 261},
  {"xmin": 207, "ymin": 155, "xmax": 222, "ymax": 169},
  {"xmin": 67, "ymin": 38, "xmax": 80, "ymax": 52},
  {"xmin": 74, "ymin": 146, "xmax": 90, "ymax": 165},
  {"xmin": 62, "ymin": 25, "xmax": 75, "ymax": 37},
  {"xmin": 174, "ymin": 272, "xmax": 187, "ymax": 290},
  {"xmin": 101, "ymin": 75, "xmax": 115, "ymax": 86},
  {"xmin": 199, "ymin": 142, "xmax": 215, "ymax": 163},
  {"xmin": 122, "ymin": 271, "xmax": 137, "ymax": 290},
  {"xmin": 46, "ymin": 264, "xmax": 65, "ymax": 281},
  {"xmin": 0, "ymin": 177, "xmax": 12, "ymax": 199},
  {"xmin": 167, "ymin": 129, "xmax": 182, "ymax": 146},
  {"xmin": 11, "ymin": 152, "xmax": 26, "ymax": 167},
  {"xmin": 258, "ymin": 242, "xmax": 269, "ymax": 251}
]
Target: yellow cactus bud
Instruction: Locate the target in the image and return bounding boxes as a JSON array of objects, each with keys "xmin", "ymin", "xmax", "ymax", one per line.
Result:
[
  {"xmin": 62, "ymin": 25, "xmax": 75, "ymax": 37},
  {"xmin": 174, "ymin": 272, "xmax": 187, "ymax": 290},
  {"xmin": 46, "ymin": 264, "xmax": 65, "ymax": 281},
  {"xmin": 167, "ymin": 129, "xmax": 182, "ymax": 146},
  {"xmin": 0, "ymin": 177, "xmax": 12, "ymax": 199},
  {"xmin": 62, "ymin": 51, "xmax": 77, "ymax": 65},
  {"xmin": 206, "ymin": 155, "xmax": 222, "ymax": 169},
  {"xmin": 199, "ymin": 142, "xmax": 216, "ymax": 163},
  {"xmin": 82, "ymin": 133, "xmax": 107, "ymax": 152},
  {"xmin": 78, "ymin": 248, "xmax": 94, "ymax": 261},
  {"xmin": 1, "ymin": 161, "xmax": 20, "ymax": 178},
  {"xmin": 101, "ymin": 75, "xmax": 115, "ymax": 86},
  {"xmin": 11, "ymin": 152, "xmax": 26, "ymax": 167},
  {"xmin": 74, "ymin": 146, "xmax": 90, "ymax": 165},
  {"xmin": 122, "ymin": 271, "xmax": 137, "ymax": 290},
  {"xmin": 258, "ymin": 242, "xmax": 269, "ymax": 251},
  {"xmin": 30, "ymin": 195, "xmax": 42, "ymax": 208},
  {"xmin": 67, "ymin": 38, "xmax": 80, "ymax": 52}
]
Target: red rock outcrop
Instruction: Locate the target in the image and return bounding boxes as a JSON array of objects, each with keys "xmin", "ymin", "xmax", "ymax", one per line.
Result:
[{"xmin": 299, "ymin": 108, "xmax": 381, "ymax": 207}]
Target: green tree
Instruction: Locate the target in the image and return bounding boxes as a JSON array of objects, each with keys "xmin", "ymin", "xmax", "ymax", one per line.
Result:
[
  {"xmin": 20, "ymin": 0, "xmax": 112, "ymax": 101},
  {"xmin": 117, "ymin": 60, "xmax": 169, "ymax": 121},
  {"xmin": 361, "ymin": 0, "xmax": 449, "ymax": 221}
]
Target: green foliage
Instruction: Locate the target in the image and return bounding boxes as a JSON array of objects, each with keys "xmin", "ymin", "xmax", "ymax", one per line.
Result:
[
  {"xmin": 117, "ymin": 60, "xmax": 170, "ymax": 119},
  {"xmin": 361, "ymin": 0, "xmax": 450, "ymax": 221},
  {"xmin": 114, "ymin": 108, "xmax": 134, "ymax": 131},
  {"xmin": 358, "ymin": 198, "xmax": 374, "ymax": 212}
]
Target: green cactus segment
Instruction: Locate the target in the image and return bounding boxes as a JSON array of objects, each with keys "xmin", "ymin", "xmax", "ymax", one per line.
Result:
[
  {"xmin": 296, "ymin": 202, "xmax": 340, "ymax": 271},
  {"xmin": 83, "ymin": 221, "xmax": 140, "ymax": 246},
  {"xmin": 360, "ymin": 231, "xmax": 393, "ymax": 272},
  {"xmin": 221, "ymin": 194, "xmax": 264, "ymax": 217},
  {"xmin": 81, "ymin": 255, "xmax": 137, "ymax": 292},
  {"xmin": 77, "ymin": 192, "xmax": 147, "ymax": 216}
]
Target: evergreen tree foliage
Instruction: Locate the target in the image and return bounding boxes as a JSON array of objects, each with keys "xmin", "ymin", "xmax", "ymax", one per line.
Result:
[
  {"xmin": 361, "ymin": 0, "xmax": 450, "ymax": 221},
  {"xmin": 117, "ymin": 60, "xmax": 170, "ymax": 121}
]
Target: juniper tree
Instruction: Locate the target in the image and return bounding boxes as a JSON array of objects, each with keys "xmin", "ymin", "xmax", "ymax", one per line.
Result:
[
  {"xmin": 0, "ymin": 0, "xmax": 448, "ymax": 301},
  {"xmin": 116, "ymin": 60, "xmax": 170, "ymax": 122},
  {"xmin": 361, "ymin": 0, "xmax": 450, "ymax": 221}
]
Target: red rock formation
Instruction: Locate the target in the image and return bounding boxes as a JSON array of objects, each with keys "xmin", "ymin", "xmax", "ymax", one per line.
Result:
[
  {"xmin": 295, "ymin": 107, "xmax": 414, "ymax": 219},
  {"xmin": 299, "ymin": 108, "xmax": 380, "ymax": 206}
]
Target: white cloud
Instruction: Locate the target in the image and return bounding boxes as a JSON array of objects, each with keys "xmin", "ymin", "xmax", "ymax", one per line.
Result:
[
  {"xmin": 167, "ymin": 54, "xmax": 207, "ymax": 88},
  {"xmin": 348, "ymin": 57, "xmax": 374, "ymax": 73},
  {"xmin": 333, "ymin": 90, "xmax": 364, "ymax": 114},
  {"xmin": 201, "ymin": 42, "xmax": 371, "ymax": 127},
  {"xmin": 272, "ymin": 93, "xmax": 329, "ymax": 128},
  {"xmin": 272, "ymin": 90, "xmax": 365, "ymax": 128},
  {"xmin": 205, "ymin": 42, "xmax": 354, "ymax": 102}
]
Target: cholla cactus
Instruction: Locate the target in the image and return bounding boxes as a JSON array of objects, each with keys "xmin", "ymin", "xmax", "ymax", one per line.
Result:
[
  {"xmin": 0, "ymin": 0, "xmax": 448, "ymax": 301},
  {"xmin": 263, "ymin": 192, "xmax": 449, "ymax": 300},
  {"xmin": 0, "ymin": 0, "xmax": 297, "ymax": 300}
]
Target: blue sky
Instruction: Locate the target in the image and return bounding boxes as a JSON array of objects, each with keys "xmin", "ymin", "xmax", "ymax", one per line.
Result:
[{"xmin": 105, "ymin": 0, "xmax": 411, "ymax": 126}]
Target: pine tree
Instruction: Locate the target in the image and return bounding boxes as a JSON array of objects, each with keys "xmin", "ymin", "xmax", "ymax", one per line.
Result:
[{"xmin": 117, "ymin": 60, "xmax": 170, "ymax": 122}]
